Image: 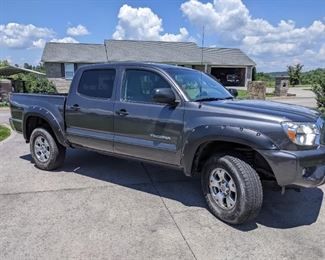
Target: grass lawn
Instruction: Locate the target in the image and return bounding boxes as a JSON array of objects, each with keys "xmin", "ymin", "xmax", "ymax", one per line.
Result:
[
  {"xmin": 237, "ymin": 90, "xmax": 249, "ymax": 99},
  {"xmin": 0, "ymin": 125, "xmax": 10, "ymax": 142},
  {"xmin": 0, "ymin": 101, "xmax": 9, "ymax": 107},
  {"xmin": 237, "ymin": 90, "xmax": 275, "ymax": 100}
]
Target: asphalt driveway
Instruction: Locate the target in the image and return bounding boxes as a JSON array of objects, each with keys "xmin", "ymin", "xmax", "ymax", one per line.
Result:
[{"xmin": 0, "ymin": 109, "xmax": 324, "ymax": 259}]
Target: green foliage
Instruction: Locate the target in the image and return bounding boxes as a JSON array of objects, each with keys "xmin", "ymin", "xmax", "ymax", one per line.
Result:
[
  {"xmin": 301, "ymin": 68, "xmax": 325, "ymax": 85},
  {"xmin": 237, "ymin": 90, "xmax": 248, "ymax": 99},
  {"xmin": 12, "ymin": 73, "xmax": 57, "ymax": 94},
  {"xmin": 255, "ymin": 72, "xmax": 273, "ymax": 82},
  {"xmin": 0, "ymin": 60, "xmax": 10, "ymax": 67},
  {"xmin": 255, "ymin": 72, "xmax": 275, "ymax": 88},
  {"xmin": 0, "ymin": 59, "xmax": 55, "ymax": 93},
  {"xmin": 0, "ymin": 100, "xmax": 9, "ymax": 107},
  {"xmin": 312, "ymin": 78, "xmax": 325, "ymax": 111},
  {"xmin": 23, "ymin": 62, "xmax": 45, "ymax": 73},
  {"xmin": 287, "ymin": 64, "xmax": 303, "ymax": 86}
]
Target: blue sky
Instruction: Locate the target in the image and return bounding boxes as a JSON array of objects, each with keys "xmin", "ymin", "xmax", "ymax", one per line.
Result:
[{"xmin": 1, "ymin": 0, "xmax": 324, "ymax": 72}]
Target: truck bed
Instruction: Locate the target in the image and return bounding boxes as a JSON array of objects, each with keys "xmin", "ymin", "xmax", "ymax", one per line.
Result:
[{"xmin": 9, "ymin": 93, "xmax": 67, "ymax": 134}]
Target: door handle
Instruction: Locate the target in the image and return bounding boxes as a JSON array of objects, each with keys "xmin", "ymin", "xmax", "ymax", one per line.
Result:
[
  {"xmin": 70, "ymin": 104, "xmax": 80, "ymax": 111},
  {"xmin": 116, "ymin": 109, "xmax": 129, "ymax": 116}
]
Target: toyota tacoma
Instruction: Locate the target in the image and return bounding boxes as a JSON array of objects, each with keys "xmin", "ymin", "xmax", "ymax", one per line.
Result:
[{"xmin": 9, "ymin": 63, "xmax": 325, "ymax": 224}]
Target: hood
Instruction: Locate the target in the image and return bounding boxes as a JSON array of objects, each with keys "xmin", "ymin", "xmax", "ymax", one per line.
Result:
[{"xmin": 201, "ymin": 99, "xmax": 320, "ymax": 123}]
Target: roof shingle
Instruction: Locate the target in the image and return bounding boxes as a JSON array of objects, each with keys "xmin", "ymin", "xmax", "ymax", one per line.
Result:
[
  {"xmin": 41, "ymin": 42, "xmax": 107, "ymax": 63},
  {"xmin": 41, "ymin": 40, "xmax": 255, "ymax": 66}
]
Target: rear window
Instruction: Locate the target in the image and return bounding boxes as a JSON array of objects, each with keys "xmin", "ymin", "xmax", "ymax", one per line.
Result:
[{"xmin": 78, "ymin": 69, "xmax": 116, "ymax": 98}]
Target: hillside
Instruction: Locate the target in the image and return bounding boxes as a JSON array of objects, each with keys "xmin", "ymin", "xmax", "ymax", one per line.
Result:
[{"xmin": 259, "ymin": 68, "xmax": 325, "ymax": 85}]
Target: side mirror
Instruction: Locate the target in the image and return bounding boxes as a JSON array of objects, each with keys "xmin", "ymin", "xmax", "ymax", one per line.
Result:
[
  {"xmin": 153, "ymin": 88, "xmax": 176, "ymax": 105},
  {"xmin": 227, "ymin": 88, "xmax": 238, "ymax": 98}
]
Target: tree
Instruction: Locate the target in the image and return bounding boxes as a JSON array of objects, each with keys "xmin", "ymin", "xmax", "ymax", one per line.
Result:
[
  {"xmin": 0, "ymin": 60, "xmax": 9, "ymax": 67},
  {"xmin": 287, "ymin": 63, "xmax": 304, "ymax": 86},
  {"xmin": 23, "ymin": 63, "xmax": 33, "ymax": 70},
  {"xmin": 300, "ymin": 68, "xmax": 325, "ymax": 85},
  {"xmin": 312, "ymin": 76, "xmax": 325, "ymax": 112}
]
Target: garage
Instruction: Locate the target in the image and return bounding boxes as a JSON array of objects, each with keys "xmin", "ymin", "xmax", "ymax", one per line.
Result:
[{"xmin": 210, "ymin": 67, "xmax": 246, "ymax": 87}]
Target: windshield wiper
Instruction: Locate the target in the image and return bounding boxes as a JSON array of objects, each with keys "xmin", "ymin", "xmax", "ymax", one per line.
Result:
[{"xmin": 194, "ymin": 97, "xmax": 233, "ymax": 102}]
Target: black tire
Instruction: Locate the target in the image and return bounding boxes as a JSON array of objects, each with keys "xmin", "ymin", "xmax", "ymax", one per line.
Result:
[
  {"xmin": 202, "ymin": 154, "xmax": 263, "ymax": 224},
  {"xmin": 30, "ymin": 128, "xmax": 66, "ymax": 170}
]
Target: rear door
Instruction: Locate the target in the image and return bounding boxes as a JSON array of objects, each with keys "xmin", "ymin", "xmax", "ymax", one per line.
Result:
[
  {"xmin": 113, "ymin": 67, "xmax": 185, "ymax": 166},
  {"xmin": 65, "ymin": 67, "xmax": 117, "ymax": 152}
]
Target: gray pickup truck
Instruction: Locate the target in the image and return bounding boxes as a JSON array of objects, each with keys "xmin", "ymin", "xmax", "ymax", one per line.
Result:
[{"xmin": 9, "ymin": 63, "xmax": 325, "ymax": 224}]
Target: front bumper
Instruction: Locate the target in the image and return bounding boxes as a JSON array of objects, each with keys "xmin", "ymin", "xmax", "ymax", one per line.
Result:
[{"xmin": 259, "ymin": 146, "xmax": 325, "ymax": 188}]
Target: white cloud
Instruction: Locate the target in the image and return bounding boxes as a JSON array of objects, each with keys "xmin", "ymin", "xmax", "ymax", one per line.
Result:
[
  {"xmin": 0, "ymin": 22, "xmax": 81, "ymax": 50},
  {"xmin": 113, "ymin": 4, "xmax": 189, "ymax": 41},
  {"xmin": 32, "ymin": 38, "xmax": 46, "ymax": 48},
  {"xmin": 319, "ymin": 44, "xmax": 325, "ymax": 61},
  {"xmin": 181, "ymin": 0, "xmax": 325, "ymax": 71},
  {"xmin": 50, "ymin": 37, "xmax": 79, "ymax": 43},
  {"xmin": 0, "ymin": 23, "xmax": 54, "ymax": 49},
  {"xmin": 67, "ymin": 24, "xmax": 89, "ymax": 36}
]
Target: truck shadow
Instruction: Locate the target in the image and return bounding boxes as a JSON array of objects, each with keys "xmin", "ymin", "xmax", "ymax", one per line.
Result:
[{"xmin": 20, "ymin": 148, "xmax": 324, "ymax": 231}]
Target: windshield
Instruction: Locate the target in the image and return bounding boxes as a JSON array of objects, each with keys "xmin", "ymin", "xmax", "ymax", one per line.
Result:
[{"xmin": 165, "ymin": 68, "xmax": 233, "ymax": 101}]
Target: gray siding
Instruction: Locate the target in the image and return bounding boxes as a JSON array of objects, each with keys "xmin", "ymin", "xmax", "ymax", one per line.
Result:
[{"xmin": 45, "ymin": 62, "xmax": 62, "ymax": 78}]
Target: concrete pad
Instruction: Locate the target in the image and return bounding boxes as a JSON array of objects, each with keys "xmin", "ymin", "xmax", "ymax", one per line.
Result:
[
  {"xmin": 165, "ymin": 185, "xmax": 325, "ymax": 259},
  {"xmin": 0, "ymin": 185, "xmax": 194, "ymax": 260},
  {"xmin": 1, "ymin": 106, "xmax": 325, "ymax": 260},
  {"xmin": 0, "ymin": 138, "xmax": 151, "ymax": 194}
]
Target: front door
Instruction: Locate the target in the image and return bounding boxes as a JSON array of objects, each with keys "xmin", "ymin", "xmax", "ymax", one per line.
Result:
[
  {"xmin": 65, "ymin": 68, "xmax": 117, "ymax": 152},
  {"xmin": 114, "ymin": 68, "xmax": 184, "ymax": 166}
]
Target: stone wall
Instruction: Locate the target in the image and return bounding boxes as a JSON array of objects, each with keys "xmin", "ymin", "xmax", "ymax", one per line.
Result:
[{"xmin": 247, "ymin": 81, "xmax": 266, "ymax": 100}]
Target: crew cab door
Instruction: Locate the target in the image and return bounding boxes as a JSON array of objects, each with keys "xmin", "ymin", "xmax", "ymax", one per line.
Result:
[
  {"xmin": 65, "ymin": 68, "xmax": 117, "ymax": 152},
  {"xmin": 113, "ymin": 68, "xmax": 184, "ymax": 166}
]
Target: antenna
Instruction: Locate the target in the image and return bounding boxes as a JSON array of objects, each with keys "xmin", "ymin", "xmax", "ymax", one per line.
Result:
[{"xmin": 201, "ymin": 25, "xmax": 205, "ymax": 66}]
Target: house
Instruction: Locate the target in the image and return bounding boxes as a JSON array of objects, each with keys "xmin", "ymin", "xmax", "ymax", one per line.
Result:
[{"xmin": 41, "ymin": 40, "xmax": 256, "ymax": 93}]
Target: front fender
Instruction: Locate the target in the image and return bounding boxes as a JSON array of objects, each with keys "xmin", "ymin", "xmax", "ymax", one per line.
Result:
[
  {"xmin": 181, "ymin": 125, "xmax": 278, "ymax": 176},
  {"xmin": 23, "ymin": 106, "xmax": 67, "ymax": 146}
]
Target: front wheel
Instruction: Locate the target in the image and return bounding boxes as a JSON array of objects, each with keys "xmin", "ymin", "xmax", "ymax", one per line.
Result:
[
  {"xmin": 202, "ymin": 154, "xmax": 263, "ymax": 224},
  {"xmin": 30, "ymin": 128, "xmax": 66, "ymax": 170}
]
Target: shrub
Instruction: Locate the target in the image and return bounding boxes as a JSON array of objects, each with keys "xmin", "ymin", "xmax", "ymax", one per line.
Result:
[
  {"xmin": 312, "ymin": 78, "xmax": 325, "ymax": 112},
  {"xmin": 12, "ymin": 73, "xmax": 57, "ymax": 94}
]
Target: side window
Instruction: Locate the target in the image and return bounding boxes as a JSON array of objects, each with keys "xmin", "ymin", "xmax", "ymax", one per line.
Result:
[
  {"xmin": 122, "ymin": 69, "xmax": 170, "ymax": 103},
  {"xmin": 78, "ymin": 69, "xmax": 116, "ymax": 99}
]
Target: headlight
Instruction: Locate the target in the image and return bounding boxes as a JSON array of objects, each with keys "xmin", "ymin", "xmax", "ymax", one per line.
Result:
[{"xmin": 282, "ymin": 122, "xmax": 320, "ymax": 146}]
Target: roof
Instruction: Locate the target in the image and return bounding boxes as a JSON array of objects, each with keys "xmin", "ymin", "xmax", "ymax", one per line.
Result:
[
  {"xmin": 41, "ymin": 42, "xmax": 107, "ymax": 63},
  {"xmin": 105, "ymin": 40, "xmax": 202, "ymax": 64},
  {"xmin": 68, "ymin": 62, "xmax": 181, "ymax": 71},
  {"xmin": 202, "ymin": 48, "xmax": 256, "ymax": 66},
  {"xmin": 105, "ymin": 40, "xmax": 255, "ymax": 66},
  {"xmin": 0, "ymin": 65, "xmax": 45, "ymax": 76},
  {"xmin": 41, "ymin": 40, "xmax": 255, "ymax": 66}
]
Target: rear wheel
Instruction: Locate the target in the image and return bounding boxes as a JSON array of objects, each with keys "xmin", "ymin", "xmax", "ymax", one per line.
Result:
[
  {"xmin": 202, "ymin": 154, "xmax": 263, "ymax": 224},
  {"xmin": 30, "ymin": 128, "xmax": 66, "ymax": 170}
]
